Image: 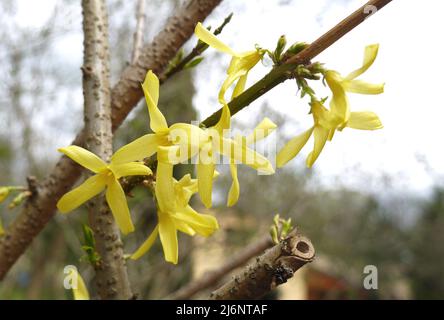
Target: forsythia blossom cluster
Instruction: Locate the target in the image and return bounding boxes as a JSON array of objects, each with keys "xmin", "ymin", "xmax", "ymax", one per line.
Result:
[
  {"xmin": 53, "ymin": 23, "xmax": 384, "ymax": 266},
  {"xmin": 277, "ymin": 44, "xmax": 384, "ymax": 167}
]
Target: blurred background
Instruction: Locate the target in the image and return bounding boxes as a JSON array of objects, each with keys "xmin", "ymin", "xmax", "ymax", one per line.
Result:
[{"xmin": 0, "ymin": 0, "xmax": 443, "ymax": 299}]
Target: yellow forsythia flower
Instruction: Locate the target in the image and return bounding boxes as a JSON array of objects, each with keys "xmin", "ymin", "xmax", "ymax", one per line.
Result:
[
  {"xmin": 195, "ymin": 22, "xmax": 263, "ymax": 104},
  {"xmin": 196, "ymin": 106, "xmax": 275, "ymax": 208},
  {"xmin": 57, "ymin": 145, "xmax": 152, "ymax": 235},
  {"xmin": 227, "ymin": 117, "xmax": 277, "ymax": 206},
  {"xmin": 111, "ymin": 70, "xmax": 203, "ymax": 164},
  {"xmin": 123, "ymin": 70, "xmax": 274, "ymax": 209},
  {"xmin": 277, "ymin": 44, "xmax": 384, "ymax": 168},
  {"xmin": 131, "ymin": 146, "xmax": 219, "ymax": 264},
  {"xmin": 325, "ymin": 44, "xmax": 384, "ymax": 136},
  {"xmin": 277, "ymin": 99, "xmax": 382, "ymax": 168}
]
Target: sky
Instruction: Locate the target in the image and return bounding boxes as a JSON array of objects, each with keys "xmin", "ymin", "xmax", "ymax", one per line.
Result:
[{"xmin": 11, "ymin": 0, "xmax": 444, "ymax": 197}]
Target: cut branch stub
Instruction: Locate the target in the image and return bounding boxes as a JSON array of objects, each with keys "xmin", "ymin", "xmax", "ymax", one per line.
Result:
[{"xmin": 210, "ymin": 231, "xmax": 315, "ymax": 300}]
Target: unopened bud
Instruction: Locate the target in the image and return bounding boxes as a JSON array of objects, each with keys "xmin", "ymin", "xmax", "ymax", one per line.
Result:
[
  {"xmin": 8, "ymin": 191, "xmax": 31, "ymax": 209},
  {"xmin": 287, "ymin": 42, "xmax": 309, "ymax": 55},
  {"xmin": 274, "ymin": 35, "xmax": 287, "ymax": 60}
]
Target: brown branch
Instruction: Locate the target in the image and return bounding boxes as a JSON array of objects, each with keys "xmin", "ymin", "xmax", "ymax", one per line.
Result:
[
  {"xmin": 210, "ymin": 229, "xmax": 315, "ymax": 300},
  {"xmin": 131, "ymin": 0, "xmax": 146, "ymax": 64},
  {"xmin": 0, "ymin": 0, "xmax": 223, "ymax": 281},
  {"xmin": 81, "ymin": 0, "xmax": 132, "ymax": 299},
  {"xmin": 168, "ymin": 235, "xmax": 273, "ymax": 300}
]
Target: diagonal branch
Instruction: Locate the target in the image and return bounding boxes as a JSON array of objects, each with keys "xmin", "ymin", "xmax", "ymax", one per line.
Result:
[
  {"xmin": 81, "ymin": 0, "xmax": 132, "ymax": 299},
  {"xmin": 210, "ymin": 229, "xmax": 315, "ymax": 300},
  {"xmin": 168, "ymin": 235, "xmax": 273, "ymax": 300},
  {"xmin": 0, "ymin": 0, "xmax": 223, "ymax": 281}
]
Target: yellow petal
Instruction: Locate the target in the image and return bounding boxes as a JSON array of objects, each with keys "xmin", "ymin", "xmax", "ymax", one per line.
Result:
[
  {"xmin": 109, "ymin": 162, "xmax": 152, "ymax": 179},
  {"xmin": 168, "ymin": 123, "xmax": 203, "ymax": 161},
  {"xmin": 158, "ymin": 212, "xmax": 178, "ymax": 264},
  {"xmin": 327, "ymin": 128, "xmax": 336, "ymax": 141},
  {"xmin": 276, "ymin": 127, "xmax": 314, "ymax": 168},
  {"xmin": 306, "ymin": 126, "xmax": 329, "ymax": 168},
  {"xmin": 245, "ymin": 117, "xmax": 277, "ymax": 145},
  {"xmin": 155, "ymin": 150, "xmax": 176, "ymax": 212},
  {"xmin": 197, "ymin": 162, "xmax": 215, "ymax": 208},
  {"xmin": 105, "ymin": 177, "xmax": 134, "ymax": 235},
  {"xmin": 345, "ymin": 44, "xmax": 379, "ymax": 80},
  {"xmin": 68, "ymin": 268, "xmax": 90, "ymax": 300},
  {"xmin": 220, "ymin": 137, "xmax": 274, "ymax": 174},
  {"xmin": 176, "ymin": 174, "xmax": 193, "ymax": 189},
  {"xmin": 214, "ymin": 104, "xmax": 231, "ymax": 134},
  {"xmin": 130, "ymin": 225, "xmax": 159, "ymax": 260},
  {"xmin": 232, "ymin": 74, "xmax": 248, "ymax": 99},
  {"xmin": 57, "ymin": 174, "xmax": 107, "ymax": 213},
  {"xmin": 347, "ymin": 112, "xmax": 383, "ymax": 130},
  {"xmin": 325, "ymin": 71, "xmax": 350, "ymax": 124},
  {"xmin": 142, "ymin": 70, "xmax": 168, "ymax": 133},
  {"xmin": 58, "ymin": 146, "xmax": 107, "ymax": 173},
  {"xmin": 194, "ymin": 22, "xmax": 237, "ymax": 56},
  {"xmin": 219, "ymin": 69, "xmax": 246, "ymax": 104},
  {"xmin": 111, "ymin": 134, "xmax": 164, "ymax": 164},
  {"xmin": 174, "ymin": 174, "xmax": 197, "ymax": 207},
  {"xmin": 227, "ymin": 163, "xmax": 240, "ymax": 207},
  {"xmin": 227, "ymin": 51, "xmax": 261, "ymax": 74},
  {"xmin": 174, "ymin": 219, "xmax": 197, "ymax": 236},
  {"xmin": 174, "ymin": 206, "xmax": 219, "ymax": 237},
  {"xmin": 342, "ymin": 79, "xmax": 385, "ymax": 95}
]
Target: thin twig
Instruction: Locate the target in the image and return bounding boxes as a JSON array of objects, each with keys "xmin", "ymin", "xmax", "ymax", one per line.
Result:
[
  {"xmin": 168, "ymin": 235, "xmax": 273, "ymax": 300},
  {"xmin": 131, "ymin": 0, "xmax": 146, "ymax": 64},
  {"xmin": 161, "ymin": 12, "xmax": 233, "ymax": 82},
  {"xmin": 209, "ymin": 229, "xmax": 315, "ymax": 299}
]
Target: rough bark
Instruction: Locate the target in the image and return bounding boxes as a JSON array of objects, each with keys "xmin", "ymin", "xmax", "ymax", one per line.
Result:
[
  {"xmin": 0, "ymin": 0, "xmax": 223, "ymax": 280},
  {"xmin": 169, "ymin": 236, "xmax": 273, "ymax": 300},
  {"xmin": 81, "ymin": 0, "xmax": 132, "ymax": 299},
  {"xmin": 210, "ymin": 230, "xmax": 315, "ymax": 300}
]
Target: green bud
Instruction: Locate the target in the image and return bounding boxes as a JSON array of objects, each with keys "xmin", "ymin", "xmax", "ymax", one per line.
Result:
[
  {"xmin": 273, "ymin": 214, "xmax": 280, "ymax": 227},
  {"xmin": 287, "ymin": 41, "xmax": 309, "ymax": 55},
  {"xmin": 82, "ymin": 225, "xmax": 100, "ymax": 266},
  {"xmin": 167, "ymin": 48, "xmax": 184, "ymax": 70},
  {"xmin": 82, "ymin": 225, "xmax": 95, "ymax": 248},
  {"xmin": 8, "ymin": 191, "xmax": 31, "ymax": 209},
  {"xmin": 282, "ymin": 218, "xmax": 292, "ymax": 237},
  {"xmin": 274, "ymin": 35, "xmax": 287, "ymax": 61},
  {"xmin": 309, "ymin": 62, "xmax": 325, "ymax": 74},
  {"xmin": 270, "ymin": 225, "xmax": 279, "ymax": 244},
  {"xmin": 184, "ymin": 56, "xmax": 204, "ymax": 69}
]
